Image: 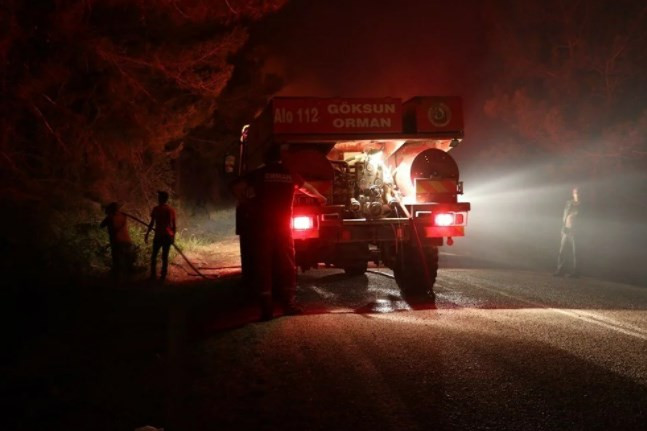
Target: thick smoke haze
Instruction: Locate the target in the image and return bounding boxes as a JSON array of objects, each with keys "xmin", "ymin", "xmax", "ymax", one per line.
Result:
[{"xmin": 456, "ymin": 163, "xmax": 647, "ymax": 286}]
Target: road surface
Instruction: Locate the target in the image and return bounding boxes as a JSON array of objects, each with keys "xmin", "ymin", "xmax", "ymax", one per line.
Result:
[
  {"xmin": 8, "ymin": 265, "xmax": 646, "ymax": 430},
  {"xmin": 187, "ymin": 266, "xmax": 647, "ymax": 431}
]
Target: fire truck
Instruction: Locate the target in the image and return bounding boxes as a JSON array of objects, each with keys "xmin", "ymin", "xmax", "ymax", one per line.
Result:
[{"xmin": 238, "ymin": 97, "xmax": 470, "ymax": 298}]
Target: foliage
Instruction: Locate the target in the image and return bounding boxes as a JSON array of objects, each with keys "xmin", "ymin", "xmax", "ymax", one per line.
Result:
[
  {"xmin": 0, "ymin": 0, "xmax": 287, "ymax": 281},
  {"xmin": 2, "ymin": 0, "xmax": 286, "ymax": 205},
  {"xmin": 480, "ymin": 0, "xmax": 647, "ymax": 171}
]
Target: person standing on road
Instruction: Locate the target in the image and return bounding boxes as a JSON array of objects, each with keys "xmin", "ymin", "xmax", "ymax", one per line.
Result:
[
  {"xmin": 233, "ymin": 144, "xmax": 327, "ymax": 321},
  {"xmin": 231, "ymin": 177, "xmax": 255, "ymax": 294},
  {"xmin": 145, "ymin": 191, "xmax": 177, "ymax": 282},
  {"xmin": 554, "ymin": 186, "xmax": 580, "ymax": 277},
  {"xmin": 100, "ymin": 202, "xmax": 135, "ymax": 282}
]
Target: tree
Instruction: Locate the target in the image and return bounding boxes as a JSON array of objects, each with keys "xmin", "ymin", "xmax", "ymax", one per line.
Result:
[
  {"xmin": 480, "ymin": 0, "xmax": 647, "ymax": 171},
  {"xmin": 0, "ymin": 0, "xmax": 287, "ymax": 279},
  {"xmin": 1, "ymin": 0, "xmax": 286, "ymax": 207}
]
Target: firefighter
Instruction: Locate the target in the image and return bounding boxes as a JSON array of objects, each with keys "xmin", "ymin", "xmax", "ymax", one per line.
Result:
[
  {"xmin": 100, "ymin": 202, "xmax": 135, "ymax": 282},
  {"xmin": 554, "ymin": 186, "xmax": 580, "ymax": 277},
  {"xmin": 232, "ymin": 178, "xmax": 255, "ymax": 293},
  {"xmin": 233, "ymin": 144, "xmax": 327, "ymax": 321},
  {"xmin": 145, "ymin": 191, "xmax": 177, "ymax": 282}
]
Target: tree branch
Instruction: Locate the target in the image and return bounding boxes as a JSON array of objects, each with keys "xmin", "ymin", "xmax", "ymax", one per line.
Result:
[
  {"xmin": 224, "ymin": 0, "xmax": 239, "ymax": 15},
  {"xmin": 31, "ymin": 104, "xmax": 71, "ymax": 155}
]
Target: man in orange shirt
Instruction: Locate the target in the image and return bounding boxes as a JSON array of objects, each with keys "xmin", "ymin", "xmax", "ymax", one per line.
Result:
[
  {"xmin": 100, "ymin": 202, "xmax": 134, "ymax": 282},
  {"xmin": 145, "ymin": 191, "xmax": 177, "ymax": 282}
]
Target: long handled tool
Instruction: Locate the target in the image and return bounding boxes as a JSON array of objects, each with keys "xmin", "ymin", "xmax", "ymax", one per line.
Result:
[
  {"xmin": 122, "ymin": 211, "xmax": 210, "ymax": 280},
  {"xmin": 394, "ymin": 201, "xmax": 436, "ymax": 296}
]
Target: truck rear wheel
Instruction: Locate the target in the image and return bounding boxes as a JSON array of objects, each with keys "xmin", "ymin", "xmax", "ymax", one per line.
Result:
[
  {"xmin": 335, "ymin": 243, "xmax": 369, "ymax": 276},
  {"xmin": 394, "ymin": 245, "xmax": 438, "ymax": 300},
  {"xmin": 343, "ymin": 261, "xmax": 368, "ymax": 276}
]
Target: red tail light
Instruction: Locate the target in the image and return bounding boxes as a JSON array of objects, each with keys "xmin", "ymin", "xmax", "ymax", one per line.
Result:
[
  {"xmin": 434, "ymin": 212, "xmax": 454, "ymax": 226},
  {"xmin": 292, "ymin": 215, "xmax": 314, "ymax": 230}
]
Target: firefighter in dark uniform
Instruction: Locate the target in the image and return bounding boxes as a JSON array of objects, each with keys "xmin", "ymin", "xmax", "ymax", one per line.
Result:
[
  {"xmin": 554, "ymin": 186, "xmax": 580, "ymax": 277},
  {"xmin": 233, "ymin": 187, "xmax": 255, "ymax": 293},
  {"xmin": 233, "ymin": 144, "xmax": 326, "ymax": 321}
]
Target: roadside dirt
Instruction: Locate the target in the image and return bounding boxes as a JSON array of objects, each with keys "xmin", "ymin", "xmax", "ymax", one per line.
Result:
[{"xmin": 168, "ymin": 235, "xmax": 241, "ymax": 282}]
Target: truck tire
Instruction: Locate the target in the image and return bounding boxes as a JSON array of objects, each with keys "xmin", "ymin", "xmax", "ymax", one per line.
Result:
[
  {"xmin": 343, "ymin": 261, "xmax": 368, "ymax": 276},
  {"xmin": 394, "ymin": 245, "xmax": 438, "ymax": 299},
  {"xmin": 336, "ymin": 243, "xmax": 369, "ymax": 276}
]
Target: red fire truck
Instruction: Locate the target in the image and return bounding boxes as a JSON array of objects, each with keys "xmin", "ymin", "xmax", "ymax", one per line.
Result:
[{"xmin": 238, "ymin": 97, "xmax": 470, "ymax": 298}]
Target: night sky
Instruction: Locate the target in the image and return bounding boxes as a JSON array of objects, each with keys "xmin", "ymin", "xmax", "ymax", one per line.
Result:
[{"xmin": 254, "ymin": 0, "xmax": 489, "ymax": 98}]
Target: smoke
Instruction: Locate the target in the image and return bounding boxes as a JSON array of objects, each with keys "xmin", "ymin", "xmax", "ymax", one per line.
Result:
[{"xmin": 452, "ymin": 157, "xmax": 647, "ymax": 286}]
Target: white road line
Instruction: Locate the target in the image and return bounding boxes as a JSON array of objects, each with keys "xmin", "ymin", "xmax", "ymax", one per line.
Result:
[
  {"xmin": 327, "ymin": 308, "xmax": 355, "ymax": 314},
  {"xmin": 313, "ymin": 269, "xmax": 647, "ymax": 340},
  {"xmin": 472, "ymin": 281, "xmax": 647, "ymax": 341},
  {"xmin": 549, "ymin": 309, "xmax": 647, "ymax": 341},
  {"xmin": 366, "ymin": 269, "xmax": 395, "ymax": 278},
  {"xmin": 305, "ymin": 284, "xmax": 338, "ymax": 299}
]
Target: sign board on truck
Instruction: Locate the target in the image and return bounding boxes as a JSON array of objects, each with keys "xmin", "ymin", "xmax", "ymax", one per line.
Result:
[{"xmin": 271, "ymin": 97, "xmax": 403, "ymax": 134}]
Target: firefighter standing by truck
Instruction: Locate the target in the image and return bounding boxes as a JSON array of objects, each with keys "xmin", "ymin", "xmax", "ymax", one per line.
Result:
[{"xmin": 233, "ymin": 144, "xmax": 326, "ymax": 321}]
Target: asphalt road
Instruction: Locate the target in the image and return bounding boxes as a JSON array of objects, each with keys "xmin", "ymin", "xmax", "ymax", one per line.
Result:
[
  {"xmin": 7, "ymin": 264, "xmax": 647, "ymax": 430},
  {"xmin": 188, "ymin": 266, "xmax": 647, "ymax": 431}
]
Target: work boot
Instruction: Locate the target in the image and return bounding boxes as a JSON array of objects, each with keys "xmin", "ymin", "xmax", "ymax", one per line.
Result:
[
  {"xmin": 260, "ymin": 297, "xmax": 274, "ymax": 321},
  {"xmin": 283, "ymin": 302, "xmax": 304, "ymax": 316}
]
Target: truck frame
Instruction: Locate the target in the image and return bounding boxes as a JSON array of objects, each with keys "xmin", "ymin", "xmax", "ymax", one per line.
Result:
[{"xmin": 238, "ymin": 96, "xmax": 471, "ymax": 299}]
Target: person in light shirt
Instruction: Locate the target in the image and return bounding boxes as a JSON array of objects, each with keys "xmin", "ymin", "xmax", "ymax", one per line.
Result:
[{"xmin": 554, "ymin": 186, "xmax": 580, "ymax": 277}]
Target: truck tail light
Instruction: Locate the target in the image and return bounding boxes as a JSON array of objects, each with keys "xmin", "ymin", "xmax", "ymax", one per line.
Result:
[
  {"xmin": 292, "ymin": 215, "xmax": 314, "ymax": 230},
  {"xmin": 424, "ymin": 211, "xmax": 468, "ymax": 238},
  {"xmin": 434, "ymin": 213, "xmax": 454, "ymax": 226}
]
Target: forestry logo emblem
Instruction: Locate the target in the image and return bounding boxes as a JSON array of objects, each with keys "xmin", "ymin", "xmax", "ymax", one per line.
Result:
[{"xmin": 428, "ymin": 102, "xmax": 451, "ymax": 127}]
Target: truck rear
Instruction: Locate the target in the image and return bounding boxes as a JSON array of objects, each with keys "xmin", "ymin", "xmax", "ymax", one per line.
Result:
[{"xmin": 239, "ymin": 97, "xmax": 470, "ymax": 298}]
